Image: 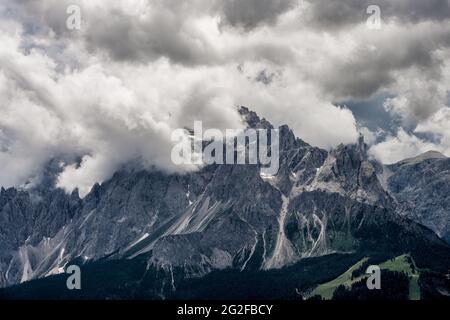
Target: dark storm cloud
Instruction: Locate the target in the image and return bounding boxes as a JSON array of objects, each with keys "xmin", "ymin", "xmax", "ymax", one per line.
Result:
[
  {"xmin": 306, "ymin": 0, "xmax": 450, "ymax": 29},
  {"xmin": 383, "ymin": 0, "xmax": 450, "ymax": 23},
  {"xmin": 319, "ymin": 23, "xmax": 450, "ymax": 100},
  {"xmin": 219, "ymin": 0, "xmax": 297, "ymax": 29},
  {"xmin": 305, "ymin": 0, "xmax": 367, "ymax": 29},
  {"xmin": 84, "ymin": 8, "xmax": 219, "ymax": 65}
]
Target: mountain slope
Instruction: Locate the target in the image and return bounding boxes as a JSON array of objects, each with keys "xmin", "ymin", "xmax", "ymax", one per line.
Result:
[{"xmin": 381, "ymin": 151, "xmax": 450, "ymax": 243}]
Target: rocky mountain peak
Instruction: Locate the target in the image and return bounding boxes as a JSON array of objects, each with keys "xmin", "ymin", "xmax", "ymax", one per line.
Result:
[
  {"xmin": 396, "ymin": 150, "xmax": 447, "ymax": 166},
  {"xmin": 238, "ymin": 106, "xmax": 272, "ymax": 130}
]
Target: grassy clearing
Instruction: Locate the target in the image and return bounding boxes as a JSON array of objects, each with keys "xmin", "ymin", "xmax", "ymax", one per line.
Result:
[
  {"xmin": 306, "ymin": 254, "xmax": 421, "ymax": 300},
  {"xmin": 305, "ymin": 257, "xmax": 369, "ymax": 300},
  {"xmin": 379, "ymin": 254, "xmax": 420, "ymax": 300},
  {"xmin": 379, "ymin": 254, "xmax": 413, "ymax": 273}
]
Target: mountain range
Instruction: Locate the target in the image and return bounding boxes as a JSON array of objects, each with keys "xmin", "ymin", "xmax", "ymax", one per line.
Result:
[{"xmin": 0, "ymin": 107, "xmax": 449, "ymax": 300}]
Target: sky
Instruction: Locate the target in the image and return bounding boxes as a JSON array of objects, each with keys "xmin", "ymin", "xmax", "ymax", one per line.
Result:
[{"xmin": 0, "ymin": 0, "xmax": 449, "ymax": 196}]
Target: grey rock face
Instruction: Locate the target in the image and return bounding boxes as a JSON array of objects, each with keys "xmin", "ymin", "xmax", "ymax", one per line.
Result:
[
  {"xmin": 0, "ymin": 107, "xmax": 449, "ymax": 289},
  {"xmin": 384, "ymin": 151, "xmax": 450, "ymax": 244},
  {"xmin": 310, "ymin": 136, "xmax": 392, "ymax": 207},
  {"xmin": 0, "ymin": 185, "xmax": 80, "ymax": 287}
]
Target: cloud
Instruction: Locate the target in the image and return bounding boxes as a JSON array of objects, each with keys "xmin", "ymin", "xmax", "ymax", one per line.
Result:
[
  {"xmin": 219, "ymin": 0, "xmax": 297, "ymax": 30},
  {"xmin": 415, "ymin": 107, "xmax": 450, "ymax": 152},
  {"xmin": 369, "ymin": 107, "xmax": 450, "ymax": 164},
  {"xmin": 304, "ymin": 0, "xmax": 450, "ymax": 30},
  {"xmin": 383, "ymin": 74, "xmax": 448, "ymax": 128},
  {"xmin": 312, "ymin": 21, "xmax": 450, "ymax": 100},
  {"xmin": 0, "ymin": 23, "xmax": 243, "ymax": 195},
  {"xmin": 6, "ymin": 0, "xmax": 297, "ymax": 65},
  {"xmin": 369, "ymin": 129, "xmax": 437, "ymax": 164},
  {"xmin": 0, "ymin": 21, "xmax": 357, "ymax": 195},
  {"xmin": 82, "ymin": 1, "xmax": 222, "ymax": 65},
  {"xmin": 1, "ymin": 0, "xmax": 450, "ymax": 193}
]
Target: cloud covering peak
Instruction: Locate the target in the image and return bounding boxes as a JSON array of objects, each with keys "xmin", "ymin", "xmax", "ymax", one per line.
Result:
[{"xmin": 1, "ymin": 0, "xmax": 449, "ymax": 194}]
